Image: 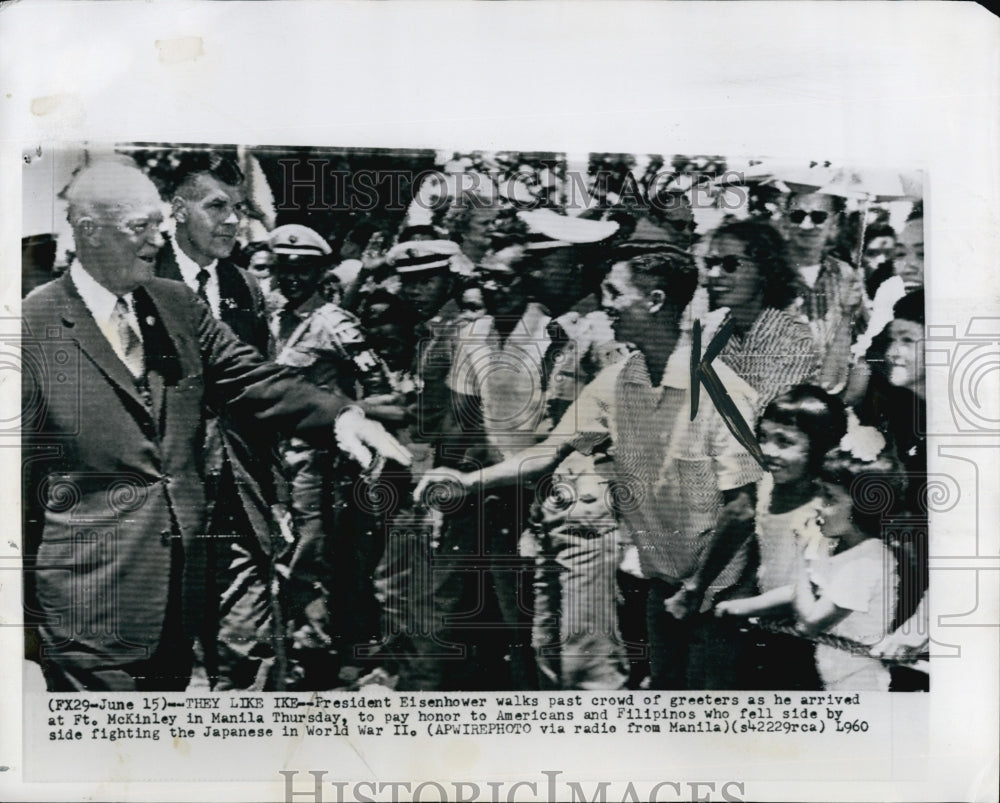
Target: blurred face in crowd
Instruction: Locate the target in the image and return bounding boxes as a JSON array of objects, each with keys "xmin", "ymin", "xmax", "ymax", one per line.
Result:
[
  {"xmin": 776, "ymin": 192, "xmax": 837, "ymax": 266},
  {"xmin": 885, "ymin": 318, "xmax": 925, "ymax": 396},
  {"xmin": 459, "ymin": 286, "xmax": 487, "ymax": 319},
  {"xmin": 272, "ymin": 261, "xmax": 323, "ymax": 308},
  {"xmin": 818, "ymin": 480, "xmax": 856, "ymax": 540},
  {"xmin": 705, "ymin": 234, "xmax": 764, "ymax": 314},
  {"xmin": 398, "ymin": 270, "xmax": 451, "ymax": 320},
  {"xmin": 71, "ymin": 166, "xmax": 165, "ymax": 295},
  {"xmin": 525, "ymin": 247, "xmax": 583, "ymax": 316},
  {"xmin": 651, "ymin": 189, "xmax": 697, "ymax": 249},
  {"xmin": 601, "ymin": 261, "xmax": 653, "ymax": 346},
  {"xmin": 319, "ymin": 275, "xmax": 343, "ymax": 306},
  {"xmin": 362, "ymin": 304, "xmax": 412, "ymax": 370},
  {"xmin": 893, "ymin": 218, "xmax": 924, "ymax": 290},
  {"xmin": 863, "ymin": 234, "xmax": 896, "ymax": 274},
  {"xmin": 172, "ymin": 173, "xmax": 246, "ymax": 266},
  {"xmin": 759, "ymin": 421, "xmax": 811, "ymax": 488},
  {"xmin": 479, "ymin": 245, "xmax": 529, "ymax": 321}
]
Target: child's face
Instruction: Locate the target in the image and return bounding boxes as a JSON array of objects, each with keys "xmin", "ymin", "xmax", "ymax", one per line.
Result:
[
  {"xmin": 885, "ymin": 319, "xmax": 924, "ymax": 393},
  {"xmin": 818, "ymin": 481, "xmax": 854, "ymax": 539},
  {"xmin": 759, "ymin": 421, "xmax": 811, "ymax": 487}
]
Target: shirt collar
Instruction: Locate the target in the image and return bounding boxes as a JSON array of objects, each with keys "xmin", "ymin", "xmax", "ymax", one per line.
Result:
[
  {"xmin": 171, "ymin": 233, "xmax": 218, "ymax": 287},
  {"xmin": 69, "ymin": 260, "xmax": 133, "ymax": 322},
  {"xmin": 620, "ymin": 331, "xmax": 692, "ymax": 390}
]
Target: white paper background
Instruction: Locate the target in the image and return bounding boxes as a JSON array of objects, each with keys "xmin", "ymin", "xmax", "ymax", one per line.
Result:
[{"xmin": 1, "ymin": 2, "xmax": 998, "ymax": 801}]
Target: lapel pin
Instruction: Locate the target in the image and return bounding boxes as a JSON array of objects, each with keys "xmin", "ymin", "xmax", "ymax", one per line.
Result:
[{"xmin": 145, "ymin": 316, "xmax": 156, "ymax": 326}]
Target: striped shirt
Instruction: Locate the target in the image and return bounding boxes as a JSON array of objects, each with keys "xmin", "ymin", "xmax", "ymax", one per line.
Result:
[
  {"xmin": 549, "ymin": 338, "xmax": 762, "ymax": 599},
  {"xmin": 719, "ymin": 307, "xmax": 820, "ymax": 419}
]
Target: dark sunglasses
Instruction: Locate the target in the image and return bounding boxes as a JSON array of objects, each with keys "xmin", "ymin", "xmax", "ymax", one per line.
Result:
[
  {"xmin": 666, "ymin": 218, "xmax": 697, "ymax": 233},
  {"xmin": 704, "ymin": 254, "xmax": 751, "ymax": 274},
  {"xmin": 787, "ymin": 209, "xmax": 830, "ymax": 226}
]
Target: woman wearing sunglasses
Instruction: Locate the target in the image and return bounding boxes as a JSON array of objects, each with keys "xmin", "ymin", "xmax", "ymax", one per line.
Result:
[{"xmin": 704, "ymin": 219, "xmax": 821, "ymax": 417}]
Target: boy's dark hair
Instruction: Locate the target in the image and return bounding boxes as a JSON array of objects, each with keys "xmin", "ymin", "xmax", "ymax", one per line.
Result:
[
  {"xmin": 893, "ymin": 289, "xmax": 924, "ymax": 327},
  {"xmin": 624, "ymin": 248, "xmax": 698, "ymax": 308}
]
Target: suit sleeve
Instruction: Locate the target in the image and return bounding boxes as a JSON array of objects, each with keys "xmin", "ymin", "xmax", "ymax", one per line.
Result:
[{"xmin": 197, "ymin": 300, "xmax": 347, "ymax": 448}]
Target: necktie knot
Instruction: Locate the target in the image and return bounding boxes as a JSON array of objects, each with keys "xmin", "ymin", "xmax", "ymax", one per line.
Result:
[
  {"xmin": 114, "ymin": 296, "xmax": 145, "ymax": 379},
  {"xmin": 196, "ymin": 268, "xmax": 211, "ymax": 302}
]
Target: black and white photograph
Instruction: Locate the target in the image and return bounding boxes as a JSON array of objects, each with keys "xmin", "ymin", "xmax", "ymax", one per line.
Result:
[
  {"xmin": 20, "ymin": 143, "xmax": 930, "ymax": 696},
  {"xmin": 2, "ymin": 3, "xmax": 997, "ymax": 802}
]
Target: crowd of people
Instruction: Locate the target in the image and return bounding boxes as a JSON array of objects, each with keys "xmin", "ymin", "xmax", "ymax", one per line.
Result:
[{"xmin": 22, "ymin": 149, "xmax": 929, "ymax": 693}]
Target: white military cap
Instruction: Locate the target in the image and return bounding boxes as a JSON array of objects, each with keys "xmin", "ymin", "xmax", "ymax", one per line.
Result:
[{"xmin": 515, "ymin": 209, "xmax": 619, "ymax": 250}]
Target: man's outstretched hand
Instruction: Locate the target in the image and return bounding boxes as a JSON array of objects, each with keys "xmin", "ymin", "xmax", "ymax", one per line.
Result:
[
  {"xmin": 412, "ymin": 467, "xmax": 472, "ymax": 508},
  {"xmin": 335, "ymin": 407, "xmax": 412, "ymax": 473}
]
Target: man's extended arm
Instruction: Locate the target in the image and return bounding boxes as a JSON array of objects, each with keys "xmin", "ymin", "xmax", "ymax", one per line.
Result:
[{"xmin": 195, "ymin": 297, "xmax": 409, "ymax": 466}]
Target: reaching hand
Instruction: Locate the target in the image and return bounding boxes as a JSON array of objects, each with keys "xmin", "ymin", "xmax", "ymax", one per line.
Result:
[
  {"xmin": 664, "ymin": 586, "xmax": 699, "ymax": 620},
  {"xmin": 335, "ymin": 407, "xmax": 412, "ymax": 471},
  {"xmin": 412, "ymin": 467, "xmax": 472, "ymax": 508},
  {"xmin": 714, "ymin": 600, "xmax": 739, "ymax": 618}
]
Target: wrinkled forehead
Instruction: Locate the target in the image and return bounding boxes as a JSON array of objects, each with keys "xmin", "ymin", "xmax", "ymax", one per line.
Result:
[
  {"xmin": 187, "ymin": 172, "xmax": 245, "ymax": 203},
  {"xmin": 70, "ymin": 165, "xmax": 162, "ymax": 218},
  {"xmin": 97, "ymin": 195, "xmax": 165, "ymax": 227},
  {"xmin": 785, "ymin": 192, "xmax": 836, "ymax": 212},
  {"xmin": 708, "ymin": 233, "xmax": 751, "ymax": 256}
]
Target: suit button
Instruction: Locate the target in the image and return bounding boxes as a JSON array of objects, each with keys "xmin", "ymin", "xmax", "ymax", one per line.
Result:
[{"xmin": 160, "ymin": 530, "xmax": 172, "ymax": 545}]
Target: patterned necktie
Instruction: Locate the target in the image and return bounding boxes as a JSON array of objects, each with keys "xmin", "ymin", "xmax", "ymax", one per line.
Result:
[
  {"xmin": 113, "ymin": 296, "xmax": 145, "ymax": 378},
  {"xmin": 195, "ymin": 268, "xmax": 211, "ymax": 304}
]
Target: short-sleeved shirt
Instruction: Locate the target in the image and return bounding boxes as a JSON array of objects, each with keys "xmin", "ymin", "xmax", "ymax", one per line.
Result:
[
  {"xmin": 756, "ymin": 489, "xmax": 825, "ymax": 593},
  {"xmin": 805, "ymin": 536, "xmax": 897, "ymax": 690},
  {"xmin": 549, "ymin": 335, "xmax": 762, "ymax": 595},
  {"xmin": 805, "ymin": 537, "xmax": 897, "ymax": 647},
  {"xmin": 447, "ymin": 303, "xmax": 555, "ymax": 459},
  {"xmin": 273, "ymin": 293, "xmax": 385, "ymax": 398},
  {"xmin": 719, "ymin": 307, "xmax": 820, "ymax": 418}
]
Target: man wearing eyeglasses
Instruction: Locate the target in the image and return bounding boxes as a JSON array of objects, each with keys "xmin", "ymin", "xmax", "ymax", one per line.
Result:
[
  {"xmin": 774, "ymin": 192, "xmax": 863, "ymax": 394},
  {"xmin": 21, "ymin": 160, "xmax": 411, "ymax": 692}
]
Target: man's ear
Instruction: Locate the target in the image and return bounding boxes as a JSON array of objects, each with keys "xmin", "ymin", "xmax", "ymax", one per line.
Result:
[
  {"xmin": 171, "ymin": 196, "xmax": 187, "ymax": 223},
  {"xmin": 648, "ymin": 288, "xmax": 666, "ymax": 314}
]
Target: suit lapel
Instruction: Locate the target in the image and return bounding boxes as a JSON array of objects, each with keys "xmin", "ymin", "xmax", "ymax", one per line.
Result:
[
  {"xmin": 216, "ymin": 260, "xmax": 248, "ymax": 326},
  {"xmin": 55, "ymin": 275, "xmax": 151, "ymax": 413},
  {"xmin": 154, "ymin": 240, "xmax": 183, "ymax": 282}
]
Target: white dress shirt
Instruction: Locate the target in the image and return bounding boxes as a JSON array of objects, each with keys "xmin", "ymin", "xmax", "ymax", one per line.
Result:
[
  {"xmin": 171, "ymin": 234, "xmax": 221, "ymax": 318},
  {"xmin": 70, "ymin": 261, "xmax": 143, "ymax": 375}
]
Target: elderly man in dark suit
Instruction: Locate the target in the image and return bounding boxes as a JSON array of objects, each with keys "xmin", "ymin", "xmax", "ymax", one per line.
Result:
[{"xmin": 21, "ymin": 159, "xmax": 410, "ymax": 692}]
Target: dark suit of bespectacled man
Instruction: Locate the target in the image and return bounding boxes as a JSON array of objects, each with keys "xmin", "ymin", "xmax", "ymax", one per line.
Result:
[
  {"xmin": 153, "ymin": 155, "xmax": 285, "ymax": 690},
  {"xmin": 21, "ymin": 159, "xmax": 410, "ymax": 692}
]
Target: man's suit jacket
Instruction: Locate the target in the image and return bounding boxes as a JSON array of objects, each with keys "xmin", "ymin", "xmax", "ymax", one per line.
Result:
[
  {"xmin": 22, "ymin": 275, "xmax": 348, "ymax": 669},
  {"xmin": 154, "ymin": 241, "xmax": 269, "ymax": 353},
  {"xmin": 155, "ymin": 240, "xmax": 281, "ymax": 554}
]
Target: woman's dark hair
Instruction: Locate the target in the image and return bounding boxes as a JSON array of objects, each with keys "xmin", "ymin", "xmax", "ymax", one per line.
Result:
[
  {"xmin": 892, "ymin": 288, "xmax": 924, "ymax": 326},
  {"xmin": 820, "ymin": 443, "xmax": 907, "ymax": 538},
  {"xmin": 760, "ymin": 385, "xmax": 848, "ymax": 471},
  {"xmin": 710, "ymin": 219, "xmax": 799, "ymax": 310},
  {"xmin": 863, "ymin": 222, "xmax": 897, "ymax": 247}
]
